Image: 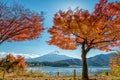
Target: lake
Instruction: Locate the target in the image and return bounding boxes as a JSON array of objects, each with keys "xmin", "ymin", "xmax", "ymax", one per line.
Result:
[{"xmin": 27, "ymin": 66, "xmax": 111, "ymax": 76}]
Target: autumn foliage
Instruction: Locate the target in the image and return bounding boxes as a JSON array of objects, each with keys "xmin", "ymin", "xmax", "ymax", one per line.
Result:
[
  {"xmin": 0, "ymin": 54, "xmax": 26, "ymax": 78},
  {"xmin": 48, "ymin": 0, "xmax": 120, "ymax": 79},
  {"xmin": 0, "ymin": 54, "xmax": 26, "ymax": 71},
  {"xmin": 49, "ymin": 0, "xmax": 120, "ymax": 51},
  {"xmin": 0, "ymin": 3, "xmax": 44, "ymax": 44}
]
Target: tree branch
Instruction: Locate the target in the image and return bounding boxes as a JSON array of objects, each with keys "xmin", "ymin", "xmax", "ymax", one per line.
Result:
[{"xmin": 92, "ymin": 35, "xmax": 117, "ymax": 45}]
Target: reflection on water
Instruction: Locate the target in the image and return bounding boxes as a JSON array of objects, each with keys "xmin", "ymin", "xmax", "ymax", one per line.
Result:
[{"xmin": 27, "ymin": 66, "xmax": 111, "ymax": 76}]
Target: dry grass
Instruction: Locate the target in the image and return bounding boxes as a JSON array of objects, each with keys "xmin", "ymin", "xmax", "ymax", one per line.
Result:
[
  {"xmin": 0, "ymin": 76, "xmax": 120, "ymax": 80},
  {"xmin": 0, "ymin": 71, "xmax": 49, "ymax": 80},
  {"xmin": 0, "ymin": 71, "xmax": 120, "ymax": 80}
]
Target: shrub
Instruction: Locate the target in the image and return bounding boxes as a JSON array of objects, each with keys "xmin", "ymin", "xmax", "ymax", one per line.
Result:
[
  {"xmin": 102, "ymin": 70, "xmax": 108, "ymax": 76},
  {"xmin": 112, "ymin": 66, "xmax": 120, "ymax": 76},
  {"xmin": 24, "ymin": 71, "xmax": 49, "ymax": 77}
]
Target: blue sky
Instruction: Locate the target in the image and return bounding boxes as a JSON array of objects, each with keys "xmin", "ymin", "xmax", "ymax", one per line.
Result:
[{"xmin": 0, "ymin": 0, "xmax": 119, "ymax": 58}]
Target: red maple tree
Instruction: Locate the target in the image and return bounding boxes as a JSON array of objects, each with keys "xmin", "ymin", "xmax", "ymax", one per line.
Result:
[
  {"xmin": 0, "ymin": 3, "xmax": 44, "ymax": 44},
  {"xmin": 0, "ymin": 54, "xmax": 26, "ymax": 79},
  {"xmin": 48, "ymin": 0, "xmax": 120, "ymax": 79}
]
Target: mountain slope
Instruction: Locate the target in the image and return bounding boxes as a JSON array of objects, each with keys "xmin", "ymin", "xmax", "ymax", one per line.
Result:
[
  {"xmin": 26, "ymin": 53, "xmax": 74, "ymax": 62},
  {"xmin": 56, "ymin": 59, "xmax": 82, "ymax": 66},
  {"xmin": 87, "ymin": 53, "xmax": 116, "ymax": 66},
  {"xmin": 55, "ymin": 53, "xmax": 116, "ymax": 66}
]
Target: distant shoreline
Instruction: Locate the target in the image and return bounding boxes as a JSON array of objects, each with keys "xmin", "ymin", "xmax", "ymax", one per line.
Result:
[{"xmin": 27, "ymin": 66, "xmax": 110, "ymax": 68}]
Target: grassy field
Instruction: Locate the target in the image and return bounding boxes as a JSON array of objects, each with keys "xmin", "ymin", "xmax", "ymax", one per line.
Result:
[
  {"xmin": 0, "ymin": 76, "xmax": 120, "ymax": 80},
  {"xmin": 0, "ymin": 71, "xmax": 120, "ymax": 80}
]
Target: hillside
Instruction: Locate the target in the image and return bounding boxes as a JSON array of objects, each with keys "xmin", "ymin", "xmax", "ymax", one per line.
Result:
[
  {"xmin": 87, "ymin": 53, "xmax": 116, "ymax": 66},
  {"xmin": 26, "ymin": 53, "xmax": 116, "ymax": 67},
  {"xmin": 26, "ymin": 53, "xmax": 74, "ymax": 62},
  {"xmin": 57, "ymin": 53, "xmax": 116, "ymax": 66}
]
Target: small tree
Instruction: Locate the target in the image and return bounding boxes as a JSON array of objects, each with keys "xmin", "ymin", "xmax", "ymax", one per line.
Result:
[
  {"xmin": 48, "ymin": 0, "xmax": 120, "ymax": 79},
  {"xmin": 14, "ymin": 55, "xmax": 26, "ymax": 75},
  {"xmin": 0, "ymin": 54, "xmax": 26, "ymax": 79},
  {"xmin": 110, "ymin": 51, "xmax": 120, "ymax": 76},
  {"xmin": 0, "ymin": 2, "xmax": 44, "ymax": 44}
]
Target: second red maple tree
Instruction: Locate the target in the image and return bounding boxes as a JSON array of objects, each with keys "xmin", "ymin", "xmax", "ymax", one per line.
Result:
[{"xmin": 48, "ymin": 0, "xmax": 120, "ymax": 79}]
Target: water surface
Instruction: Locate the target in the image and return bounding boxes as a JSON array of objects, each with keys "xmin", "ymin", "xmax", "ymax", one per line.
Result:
[{"xmin": 27, "ymin": 66, "xmax": 111, "ymax": 76}]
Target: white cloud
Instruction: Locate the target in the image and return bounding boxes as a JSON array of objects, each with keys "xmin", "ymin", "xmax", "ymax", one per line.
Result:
[
  {"xmin": 0, "ymin": 52, "xmax": 9, "ymax": 58},
  {"xmin": 0, "ymin": 52, "xmax": 40, "ymax": 59}
]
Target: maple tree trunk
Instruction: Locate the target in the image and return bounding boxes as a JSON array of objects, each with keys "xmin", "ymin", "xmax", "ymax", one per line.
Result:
[{"xmin": 81, "ymin": 51, "xmax": 89, "ymax": 80}]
